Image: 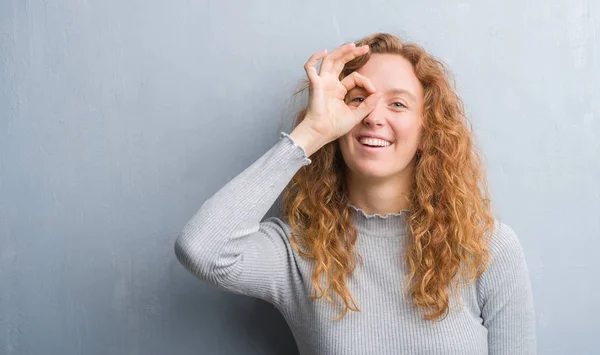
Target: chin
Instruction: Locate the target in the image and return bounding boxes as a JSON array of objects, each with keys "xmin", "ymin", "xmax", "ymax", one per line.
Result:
[{"xmin": 347, "ymin": 160, "xmax": 396, "ymax": 180}]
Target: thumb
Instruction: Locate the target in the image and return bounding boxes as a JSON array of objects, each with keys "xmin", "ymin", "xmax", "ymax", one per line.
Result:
[{"xmin": 353, "ymin": 92, "xmax": 382, "ymax": 121}]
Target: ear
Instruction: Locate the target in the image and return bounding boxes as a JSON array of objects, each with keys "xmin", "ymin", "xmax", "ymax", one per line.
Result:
[
  {"xmin": 414, "ymin": 147, "xmax": 423, "ymax": 163},
  {"xmin": 416, "ymin": 137, "xmax": 424, "ymax": 151}
]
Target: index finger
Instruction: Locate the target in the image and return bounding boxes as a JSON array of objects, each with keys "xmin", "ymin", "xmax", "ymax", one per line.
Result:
[{"xmin": 340, "ymin": 72, "xmax": 377, "ymax": 94}]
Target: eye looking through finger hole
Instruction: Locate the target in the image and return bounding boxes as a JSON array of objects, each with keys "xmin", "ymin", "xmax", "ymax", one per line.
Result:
[{"xmin": 347, "ymin": 97, "xmax": 365, "ymax": 107}]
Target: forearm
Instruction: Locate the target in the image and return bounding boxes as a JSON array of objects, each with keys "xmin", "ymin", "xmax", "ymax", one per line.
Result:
[{"xmin": 174, "ymin": 132, "xmax": 312, "ymax": 281}]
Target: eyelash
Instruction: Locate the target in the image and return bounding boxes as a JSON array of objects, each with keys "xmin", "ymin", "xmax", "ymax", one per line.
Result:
[{"xmin": 350, "ymin": 97, "xmax": 407, "ymax": 109}]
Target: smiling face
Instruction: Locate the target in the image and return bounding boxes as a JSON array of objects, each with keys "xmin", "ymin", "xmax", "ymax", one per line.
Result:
[{"xmin": 338, "ymin": 53, "xmax": 424, "ymax": 182}]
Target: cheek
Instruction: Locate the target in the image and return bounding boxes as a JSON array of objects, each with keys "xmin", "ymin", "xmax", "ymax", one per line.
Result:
[
  {"xmin": 336, "ymin": 134, "xmax": 353, "ymax": 157},
  {"xmin": 338, "ymin": 133, "xmax": 352, "ymax": 148},
  {"xmin": 339, "ymin": 127, "xmax": 361, "ymax": 148},
  {"xmin": 393, "ymin": 117, "xmax": 422, "ymax": 143}
]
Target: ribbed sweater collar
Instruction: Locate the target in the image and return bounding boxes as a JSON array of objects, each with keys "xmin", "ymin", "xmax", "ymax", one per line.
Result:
[{"xmin": 348, "ymin": 203, "xmax": 409, "ymax": 238}]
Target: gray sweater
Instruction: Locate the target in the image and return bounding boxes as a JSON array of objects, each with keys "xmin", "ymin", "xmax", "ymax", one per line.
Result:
[{"xmin": 174, "ymin": 132, "xmax": 537, "ymax": 355}]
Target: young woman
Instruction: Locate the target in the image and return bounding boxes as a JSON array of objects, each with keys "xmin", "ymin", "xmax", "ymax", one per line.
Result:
[{"xmin": 174, "ymin": 33, "xmax": 536, "ymax": 355}]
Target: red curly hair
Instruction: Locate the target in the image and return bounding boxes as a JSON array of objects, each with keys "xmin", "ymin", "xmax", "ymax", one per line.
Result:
[{"xmin": 281, "ymin": 33, "xmax": 494, "ymax": 322}]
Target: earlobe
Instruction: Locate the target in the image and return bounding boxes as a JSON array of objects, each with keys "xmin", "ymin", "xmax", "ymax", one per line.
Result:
[{"xmin": 415, "ymin": 148, "xmax": 423, "ymax": 162}]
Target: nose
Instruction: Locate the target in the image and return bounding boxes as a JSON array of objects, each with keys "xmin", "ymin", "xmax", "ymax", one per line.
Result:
[{"xmin": 362, "ymin": 100, "xmax": 385, "ymax": 127}]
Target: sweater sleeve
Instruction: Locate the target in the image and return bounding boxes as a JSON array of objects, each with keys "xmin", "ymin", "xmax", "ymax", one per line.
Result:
[
  {"xmin": 478, "ymin": 221, "xmax": 537, "ymax": 355},
  {"xmin": 174, "ymin": 132, "xmax": 312, "ymax": 309}
]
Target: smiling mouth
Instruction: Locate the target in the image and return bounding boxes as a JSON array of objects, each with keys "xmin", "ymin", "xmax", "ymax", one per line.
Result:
[{"xmin": 355, "ymin": 137, "xmax": 394, "ymax": 150}]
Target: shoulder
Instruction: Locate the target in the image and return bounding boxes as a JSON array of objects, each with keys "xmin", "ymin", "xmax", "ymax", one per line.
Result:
[
  {"xmin": 477, "ymin": 218, "xmax": 531, "ymax": 299},
  {"xmin": 261, "ymin": 216, "xmax": 294, "ymax": 237},
  {"xmin": 476, "ymin": 219, "xmax": 537, "ymax": 349},
  {"xmin": 486, "ymin": 219, "xmax": 525, "ymax": 262},
  {"xmin": 260, "ymin": 216, "xmax": 310, "ymax": 262},
  {"xmin": 257, "ymin": 216, "xmax": 299, "ymax": 248}
]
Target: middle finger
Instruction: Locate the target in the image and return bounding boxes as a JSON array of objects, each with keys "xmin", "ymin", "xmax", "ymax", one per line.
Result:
[
  {"xmin": 332, "ymin": 45, "xmax": 369, "ymax": 76},
  {"xmin": 319, "ymin": 42, "xmax": 357, "ymax": 74}
]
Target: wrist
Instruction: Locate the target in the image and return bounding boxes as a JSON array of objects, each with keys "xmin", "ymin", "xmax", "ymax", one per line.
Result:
[{"xmin": 289, "ymin": 122, "xmax": 330, "ymax": 157}]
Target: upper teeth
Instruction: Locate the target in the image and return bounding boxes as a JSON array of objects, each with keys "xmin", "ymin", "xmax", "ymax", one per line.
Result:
[{"xmin": 359, "ymin": 137, "xmax": 391, "ymax": 147}]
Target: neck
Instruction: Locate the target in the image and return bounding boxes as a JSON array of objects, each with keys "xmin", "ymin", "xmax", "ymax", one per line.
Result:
[{"xmin": 346, "ymin": 166, "xmax": 414, "ymax": 215}]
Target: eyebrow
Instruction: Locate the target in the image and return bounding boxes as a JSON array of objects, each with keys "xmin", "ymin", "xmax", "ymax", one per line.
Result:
[{"xmin": 348, "ymin": 87, "xmax": 417, "ymax": 103}]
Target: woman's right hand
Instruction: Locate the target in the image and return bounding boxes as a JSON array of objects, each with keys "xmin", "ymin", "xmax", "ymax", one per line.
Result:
[{"xmin": 301, "ymin": 42, "xmax": 382, "ymax": 144}]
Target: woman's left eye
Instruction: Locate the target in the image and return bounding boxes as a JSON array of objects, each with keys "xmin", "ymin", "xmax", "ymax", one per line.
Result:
[{"xmin": 392, "ymin": 102, "xmax": 407, "ymax": 108}]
